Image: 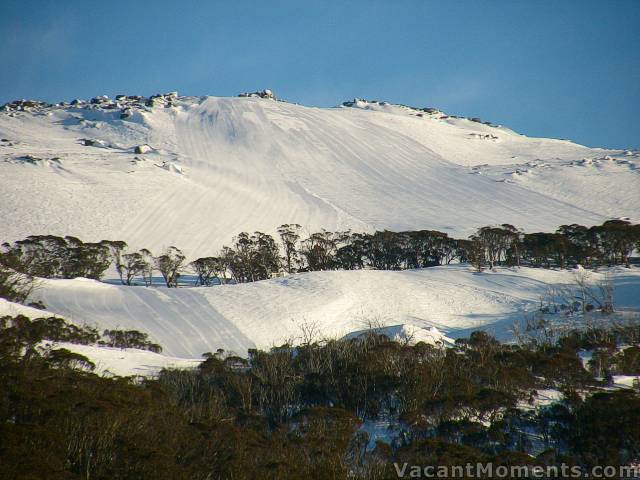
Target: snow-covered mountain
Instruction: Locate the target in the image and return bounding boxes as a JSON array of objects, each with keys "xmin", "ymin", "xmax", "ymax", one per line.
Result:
[
  {"xmin": 2, "ymin": 91, "xmax": 639, "ymax": 372},
  {"xmin": 1, "ymin": 92, "xmax": 638, "ymax": 257}
]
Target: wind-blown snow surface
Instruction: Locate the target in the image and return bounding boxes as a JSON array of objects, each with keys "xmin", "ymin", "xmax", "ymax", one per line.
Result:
[
  {"xmin": 23, "ymin": 266, "xmax": 640, "ymax": 359},
  {"xmin": 1, "ymin": 95, "xmax": 638, "ymax": 257}
]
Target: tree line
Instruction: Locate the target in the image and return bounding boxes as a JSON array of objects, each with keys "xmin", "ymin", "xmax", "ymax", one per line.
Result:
[{"xmin": 1, "ymin": 220, "xmax": 638, "ymax": 288}]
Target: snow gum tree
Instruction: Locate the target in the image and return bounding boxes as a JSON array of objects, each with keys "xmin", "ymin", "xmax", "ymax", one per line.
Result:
[
  {"xmin": 102, "ymin": 240, "xmax": 127, "ymax": 284},
  {"xmin": 120, "ymin": 252, "xmax": 150, "ymax": 285},
  {"xmin": 154, "ymin": 246, "xmax": 185, "ymax": 288},
  {"xmin": 277, "ymin": 224, "xmax": 301, "ymax": 273},
  {"xmin": 190, "ymin": 256, "xmax": 224, "ymax": 286}
]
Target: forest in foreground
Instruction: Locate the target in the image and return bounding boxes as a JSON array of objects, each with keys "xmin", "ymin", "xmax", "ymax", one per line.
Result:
[{"xmin": 1, "ymin": 314, "xmax": 640, "ymax": 479}]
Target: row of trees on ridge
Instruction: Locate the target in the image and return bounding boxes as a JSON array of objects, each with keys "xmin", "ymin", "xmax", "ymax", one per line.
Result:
[{"xmin": 1, "ymin": 220, "xmax": 638, "ymax": 287}]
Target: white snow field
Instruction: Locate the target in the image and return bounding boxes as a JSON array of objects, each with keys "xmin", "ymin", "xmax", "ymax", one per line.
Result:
[
  {"xmin": 49, "ymin": 341, "xmax": 200, "ymax": 377},
  {"xmin": 16, "ymin": 266, "xmax": 640, "ymax": 360},
  {"xmin": 2, "ymin": 93, "xmax": 639, "ymax": 374},
  {"xmin": 1, "ymin": 94, "xmax": 638, "ymax": 257}
]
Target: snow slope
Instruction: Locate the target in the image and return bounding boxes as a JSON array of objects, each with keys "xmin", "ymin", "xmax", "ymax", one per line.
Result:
[
  {"xmin": 25, "ymin": 266, "xmax": 640, "ymax": 358},
  {"xmin": 1, "ymin": 94, "xmax": 638, "ymax": 258},
  {"xmin": 49, "ymin": 341, "xmax": 200, "ymax": 377}
]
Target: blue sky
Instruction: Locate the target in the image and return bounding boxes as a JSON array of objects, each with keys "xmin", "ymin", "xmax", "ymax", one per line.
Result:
[{"xmin": 1, "ymin": 0, "xmax": 639, "ymax": 149}]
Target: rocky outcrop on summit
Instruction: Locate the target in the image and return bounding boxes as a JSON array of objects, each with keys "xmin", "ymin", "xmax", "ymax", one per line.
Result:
[{"xmin": 238, "ymin": 89, "xmax": 276, "ymax": 100}]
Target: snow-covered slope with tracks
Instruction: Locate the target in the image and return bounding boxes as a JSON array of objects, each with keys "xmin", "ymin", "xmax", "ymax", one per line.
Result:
[
  {"xmin": 17, "ymin": 266, "xmax": 640, "ymax": 358},
  {"xmin": 1, "ymin": 94, "xmax": 637, "ymax": 257}
]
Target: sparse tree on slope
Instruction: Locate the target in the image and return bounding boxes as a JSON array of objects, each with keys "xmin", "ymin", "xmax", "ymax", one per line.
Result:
[
  {"xmin": 277, "ymin": 224, "xmax": 301, "ymax": 274},
  {"xmin": 191, "ymin": 257, "xmax": 223, "ymax": 286},
  {"xmin": 120, "ymin": 252, "xmax": 149, "ymax": 285},
  {"xmin": 154, "ymin": 247, "xmax": 185, "ymax": 288},
  {"xmin": 253, "ymin": 232, "xmax": 281, "ymax": 279},
  {"xmin": 300, "ymin": 230, "xmax": 338, "ymax": 271},
  {"xmin": 465, "ymin": 236, "xmax": 486, "ymax": 272},
  {"xmin": 102, "ymin": 240, "xmax": 128, "ymax": 284},
  {"xmin": 139, "ymin": 248, "xmax": 154, "ymax": 286}
]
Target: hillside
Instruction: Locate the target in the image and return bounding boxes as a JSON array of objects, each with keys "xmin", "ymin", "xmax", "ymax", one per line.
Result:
[
  {"xmin": 1, "ymin": 93, "xmax": 638, "ymax": 258},
  {"xmin": 0, "ymin": 266, "xmax": 635, "ymax": 362}
]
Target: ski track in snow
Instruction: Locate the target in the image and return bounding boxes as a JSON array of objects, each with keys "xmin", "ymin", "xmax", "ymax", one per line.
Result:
[{"xmin": 1, "ymin": 96, "xmax": 638, "ymax": 258}]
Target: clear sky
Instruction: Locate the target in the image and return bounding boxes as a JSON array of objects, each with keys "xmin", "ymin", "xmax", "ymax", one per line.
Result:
[{"xmin": 1, "ymin": 0, "xmax": 638, "ymax": 149}]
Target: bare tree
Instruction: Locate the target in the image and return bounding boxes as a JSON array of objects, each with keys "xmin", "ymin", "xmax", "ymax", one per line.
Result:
[
  {"xmin": 139, "ymin": 248, "xmax": 154, "ymax": 286},
  {"xmin": 574, "ymin": 268, "xmax": 615, "ymax": 314}
]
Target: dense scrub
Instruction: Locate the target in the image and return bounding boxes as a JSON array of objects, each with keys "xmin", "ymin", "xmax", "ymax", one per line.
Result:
[
  {"xmin": 0, "ymin": 315, "xmax": 162, "ymax": 354},
  {"xmin": 2, "ymin": 315, "xmax": 639, "ymax": 478}
]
